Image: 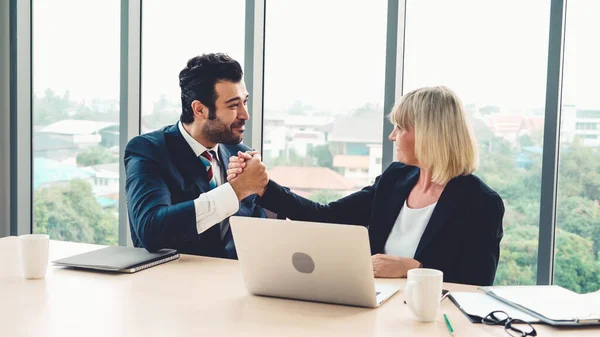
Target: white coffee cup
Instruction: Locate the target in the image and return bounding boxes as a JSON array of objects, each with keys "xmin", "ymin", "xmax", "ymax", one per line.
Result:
[
  {"xmin": 18, "ymin": 234, "xmax": 50, "ymax": 279},
  {"xmin": 404, "ymin": 268, "xmax": 443, "ymax": 322}
]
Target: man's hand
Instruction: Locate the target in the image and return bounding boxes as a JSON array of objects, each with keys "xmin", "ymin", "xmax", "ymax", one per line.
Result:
[
  {"xmin": 227, "ymin": 151, "xmax": 256, "ymax": 181},
  {"xmin": 228, "ymin": 152, "xmax": 268, "ymax": 200},
  {"xmin": 371, "ymin": 254, "xmax": 421, "ymax": 278}
]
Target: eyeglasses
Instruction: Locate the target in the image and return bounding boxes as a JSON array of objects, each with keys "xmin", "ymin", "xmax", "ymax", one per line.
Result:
[{"xmin": 481, "ymin": 310, "xmax": 537, "ymax": 337}]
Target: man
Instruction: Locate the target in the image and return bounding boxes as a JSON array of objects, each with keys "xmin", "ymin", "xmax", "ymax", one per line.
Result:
[{"xmin": 125, "ymin": 53, "xmax": 267, "ymax": 259}]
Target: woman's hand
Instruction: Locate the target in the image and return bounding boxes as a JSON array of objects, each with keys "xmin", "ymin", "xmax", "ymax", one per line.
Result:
[
  {"xmin": 371, "ymin": 254, "xmax": 421, "ymax": 278},
  {"xmin": 227, "ymin": 151, "xmax": 259, "ymax": 181}
]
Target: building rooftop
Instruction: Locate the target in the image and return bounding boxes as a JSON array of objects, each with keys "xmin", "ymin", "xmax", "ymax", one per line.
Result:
[
  {"xmin": 40, "ymin": 120, "xmax": 118, "ymax": 135},
  {"xmin": 333, "ymin": 155, "xmax": 370, "ymax": 169},
  {"xmin": 268, "ymin": 166, "xmax": 356, "ymax": 191},
  {"xmin": 328, "ymin": 116, "xmax": 383, "ymax": 144},
  {"xmin": 33, "ymin": 158, "xmax": 93, "ymax": 189}
]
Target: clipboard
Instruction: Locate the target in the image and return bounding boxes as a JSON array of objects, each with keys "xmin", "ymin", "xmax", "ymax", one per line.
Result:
[
  {"xmin": 479, "ymin": 285, "xmax": 600, "ymax": 326},
  {"xmin": 448, "ymin": 292, "xmax": 540, "ymax": 323}
]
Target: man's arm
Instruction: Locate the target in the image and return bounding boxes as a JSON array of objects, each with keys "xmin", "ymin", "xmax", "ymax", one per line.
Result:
[
  {"xmin": 125, "ymin": 137, "xmax": 198, "ymax": 251},
  {"xmin": 125, "ymin": 138, "xmax": 266, "ymax": 251}
]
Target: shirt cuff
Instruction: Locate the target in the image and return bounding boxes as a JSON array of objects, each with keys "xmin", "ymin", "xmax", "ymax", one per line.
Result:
[
  {"xmin": 211, "ymin": 183, "xmax": 239, "ymax": 211},
  {"xmin": 193, "ymin": 183, "xmax": 240, "ymax": 234}
]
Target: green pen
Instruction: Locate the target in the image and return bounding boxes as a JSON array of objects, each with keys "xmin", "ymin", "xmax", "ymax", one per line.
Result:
[{"xmin": 443, "ymin": 312, "xmax": 455, "ymax": 336}]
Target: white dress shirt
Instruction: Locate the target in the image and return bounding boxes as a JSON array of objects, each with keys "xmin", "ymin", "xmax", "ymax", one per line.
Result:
[
  {"xmin": 384, "ymin": 200, "xmax": 437, "ymax": 258},
  {"xmin": 178, "ymin": 122, "xmax": 239, "ymax": 237}
]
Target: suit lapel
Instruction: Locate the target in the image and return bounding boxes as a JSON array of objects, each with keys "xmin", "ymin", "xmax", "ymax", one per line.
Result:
[
  {"xmin": 371, "ymin": 168, "xmax": 419, "ymax": 253},
  {"xmin": 217, "ymin": 145, "xmax": 232, "ymax": 177},
  {"xmin": 413, "ymin": 176, "xmax": 463, "ymax": 258},
  {"xmin": 164, "ymin": 124, "xmax": 211, "ymax": 194}
]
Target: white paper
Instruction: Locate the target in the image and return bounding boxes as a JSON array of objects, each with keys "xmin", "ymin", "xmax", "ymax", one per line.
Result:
[
  {"xmin": 450, "ymin": 292, "xmax": 540, "ymax": 323},
  {"xmin": 484, "ymin": 285, "xmax": 600, "ymax": 322}
]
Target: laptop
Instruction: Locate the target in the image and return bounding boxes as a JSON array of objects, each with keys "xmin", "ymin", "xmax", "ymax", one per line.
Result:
[
  {"xmin": 52, "ymin": 246, "xmax": 179, "ymax": 273},
  {"xmin": 230, "ymin": 216, "xmax": 400, "ymax": 308}
]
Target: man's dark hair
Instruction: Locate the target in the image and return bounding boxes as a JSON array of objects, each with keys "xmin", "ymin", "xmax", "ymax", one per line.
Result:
[{"xmin": 179, "ymin": 53, "xmax": 243, "ymax": 123}]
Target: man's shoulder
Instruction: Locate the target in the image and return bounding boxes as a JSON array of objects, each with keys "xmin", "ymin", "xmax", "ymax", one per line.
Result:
[
  {"xmin": 125, "ymin": 125, "xmax": 174, "ymax": 161},
  {"xmin": 127, "ymin": 125, "xmax": 173, "ymax": 148}
]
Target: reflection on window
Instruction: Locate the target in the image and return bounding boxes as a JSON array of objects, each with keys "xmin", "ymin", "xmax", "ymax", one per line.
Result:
[
  {"xmin": 404, "ymin": 0, "xmax": 550, "ymax": 286},
  {"xmin": 141, "ymin": 0, "xmax": 245, "ymax": 133},
  {"xmin": 555, "ymin": 0, "xmax": 600, "ymax": 293},
  {"xmin": 32, "ymin": 0, "xmax": 120, "ymax": 245},
  {"xmin": 263, "ymin": 0, "xmax": 387, "ymax": 203}
]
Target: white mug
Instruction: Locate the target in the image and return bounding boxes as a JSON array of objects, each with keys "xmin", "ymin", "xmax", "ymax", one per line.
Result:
[
  {"xmin": 18, "ymin": 234, "xmax": 50, "ymax": 279},
  {"xmin": 404, "ymin": 268, "xmax": 443, "ymax": 322}
]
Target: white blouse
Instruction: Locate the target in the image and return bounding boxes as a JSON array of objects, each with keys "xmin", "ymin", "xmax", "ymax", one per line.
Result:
[{"xmin": 383, "ymin": 200, "xmax": 437, "ymax": 258}]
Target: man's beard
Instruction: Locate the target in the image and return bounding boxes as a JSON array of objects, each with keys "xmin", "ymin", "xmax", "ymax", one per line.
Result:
[{"xmin": 202, "ymin": 119, "xmax": 245, "ymax": 144}]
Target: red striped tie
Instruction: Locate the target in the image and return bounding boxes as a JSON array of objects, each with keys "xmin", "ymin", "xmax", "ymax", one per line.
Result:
[{"xmin": 199, "ymin": 150, "xmax": 217, "ymax": 189}]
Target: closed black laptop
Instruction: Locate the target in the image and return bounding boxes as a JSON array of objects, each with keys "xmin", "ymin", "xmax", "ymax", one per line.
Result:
[{"xmin": 52, "ymin": 246, "xmax": 179, "ymax": 273}]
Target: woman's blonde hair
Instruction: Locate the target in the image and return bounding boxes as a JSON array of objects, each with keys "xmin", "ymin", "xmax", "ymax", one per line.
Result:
[{"xmin": 389, "ymin": 86, "xmax": 478, "ymax": 185}]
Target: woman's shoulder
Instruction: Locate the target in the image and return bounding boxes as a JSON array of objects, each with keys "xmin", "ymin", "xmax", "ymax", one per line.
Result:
[
  {"xmin": 454, "ymin": 173, "xmax": 502, "ymax": 202},
  {"xmin": 381, "ymin": 162, "xmax": 419, "ymax": 177}
]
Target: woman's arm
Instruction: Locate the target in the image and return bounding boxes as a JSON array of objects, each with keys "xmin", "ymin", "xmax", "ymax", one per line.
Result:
[
  {"xmin": 257, "ymin": 179, "xmax": 377, "ymax": 226},
  {"xmin": 228, "ymin": 152, "xmax": 378, "ymax": 226},
  {"xmin": 450, "ymin": 193, "xmax": 505, "ymax": 286}
]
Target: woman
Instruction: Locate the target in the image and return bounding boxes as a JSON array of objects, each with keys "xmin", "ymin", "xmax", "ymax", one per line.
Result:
[{"xmin": 228, "ymin": 86, "xmax": 504, "ymax": 286}]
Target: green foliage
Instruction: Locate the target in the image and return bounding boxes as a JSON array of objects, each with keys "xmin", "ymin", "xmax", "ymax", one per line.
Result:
[
  {"xmin": 34, "ymin": 179, "xmax": 118, "ymax": 245},
  {"xmin": 554, "ymin": 229, "xmax": 600, "ymax": 293},
  {"xmin": 76, "ymin": 146, "xmax": 118, "ymax": 167},
  {"xmin": 308, "ymin": 190, "xmax": 343, "ymax": 204},
  {"xmin": 33, "ymin": 89, "xmax": 71, "ymax": 125},
  {"xmin": 495, "ymin": 226, "xmax": 538, "ymax": 286},
  {"xmin": 143, "ymin": 94, "xmax": 180, "ymax": 130},
  {"xmin": 479, "ymin": 134, "xmax": 600, "ymax": 293},
  {"xmin": 266, "ymin": 148, "xmax": 310, "ymax": 167},
  {"xmin": 308, "ymin": 145, "xmax": 333, "ymax": 169},
  {"xmin": 33, "ymin": 89, "xmax": 118, "ymax": 125},
  {"xmin": 352, "ymin": 103, "xmax": 382, "ymax": 117}
]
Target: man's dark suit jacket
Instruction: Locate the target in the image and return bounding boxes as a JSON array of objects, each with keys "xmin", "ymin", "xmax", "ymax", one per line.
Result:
[
  {"xmin": 124, "ymin": 124, "xmax": 266, "ymax": 258},
  {"xmin": 257, "ymin": 163, "xmax": 505, "ymax": 286}
]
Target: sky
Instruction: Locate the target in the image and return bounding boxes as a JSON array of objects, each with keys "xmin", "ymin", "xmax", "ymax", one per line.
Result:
[{"xmin": 32, "ymin": 0, "xmax": 600, "ymax": 117}]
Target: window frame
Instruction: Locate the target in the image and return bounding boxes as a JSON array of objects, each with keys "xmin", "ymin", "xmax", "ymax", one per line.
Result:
[{"xmin": 4, "ymin": 0, "xmax": 572, "ymax": 287}]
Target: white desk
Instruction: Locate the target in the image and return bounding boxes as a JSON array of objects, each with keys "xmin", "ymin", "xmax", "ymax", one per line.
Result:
[{"xmin": 0, "ymin": 237, "xmax": 597, "ymax": 336}]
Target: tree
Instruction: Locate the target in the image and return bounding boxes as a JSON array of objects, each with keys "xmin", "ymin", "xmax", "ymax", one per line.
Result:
[
  {"xmin": 77, "ymin": 146, "xmax": 118, "ymax": 167},
  {"xmin": 555, "ymin": 196, "xmax": 600, "ymax": 257},
  {"xmin": 309, "ymin": 145, "xmax": 333, "ymax": 168},
  {"xmin": 554, "ymin": 229, "xmax": 600, "ymax": 293},
  {"xmin": 266, "ymin": 148, "xmax": 310, "ymax": 167},
  {"xmin": 33, "ymin": 179, "xmax": 118, "ymax": 245},
  {"xmin": 288, "ymin": 100, "xmax": 308, "ymax": 115},
  {"xmin": 33, "ymin": 89, "xmax": 71, "ymax": 125},
  {"xmin": 495, "ymin": 226, "xmax": 538, "ymax": 286},
  {"xmin": 352, "ymin": 103, "xmax": 382, "ymax": 117}
]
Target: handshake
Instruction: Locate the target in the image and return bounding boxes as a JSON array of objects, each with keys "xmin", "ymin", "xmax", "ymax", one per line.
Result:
[{"xmin": 227, "ymin": 151, "xmax": 269, "ymax": 201}]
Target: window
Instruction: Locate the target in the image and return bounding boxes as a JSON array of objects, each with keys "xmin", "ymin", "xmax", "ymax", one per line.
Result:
[
  {"xmin": 576, "ymin": 123, "xmax": 598, "ymax": 130},
  {"xmin": 404, "ymin": 0, "xmax": 550, "ymax": 285},
  {"xmin": 141, "ymin": 0, "xmax": 245, "ymax": 133},
  {"xmin": 576, "ymin": 110, "xmax": 600, "ymax": 119},
  {"xmin": 555, "ymin": 0, "xmax": 600, "ymax": 293},
  {"xmin": 262, "ymin": 0, "xmax": 387, "ymax": 203},
  {"xmin": 32, "ymin": 0, "xmax": 120, "ymax": 245}
]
